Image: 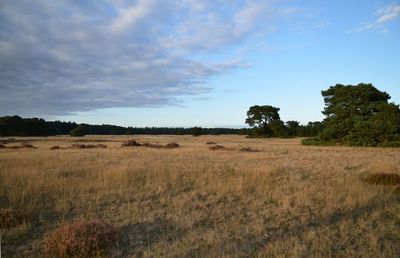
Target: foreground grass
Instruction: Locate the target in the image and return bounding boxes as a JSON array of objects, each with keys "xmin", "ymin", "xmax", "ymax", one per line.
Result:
[{"xmin": 0, "ymin": 135, "xmax": 400, "ymax": 257}]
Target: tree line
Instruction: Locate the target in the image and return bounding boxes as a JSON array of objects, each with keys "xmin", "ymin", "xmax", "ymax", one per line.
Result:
[
  {"xmin": 246, "ymin": 83, "xmax": 400, "ymax": 147},
  {"xmin": 0, "ymin": 115, "xmax": 322, "ymax": 137}
]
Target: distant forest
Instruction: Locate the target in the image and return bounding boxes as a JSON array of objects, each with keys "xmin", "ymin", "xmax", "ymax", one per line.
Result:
[{"xmin": 0, "ymin": 115, "xmax": 322, "ymax": 137}]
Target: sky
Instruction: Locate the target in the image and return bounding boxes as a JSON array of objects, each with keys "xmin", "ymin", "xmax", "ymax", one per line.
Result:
[{"xmin": 0, "ymin": 0, "xmax": 399, "ymax": 127}]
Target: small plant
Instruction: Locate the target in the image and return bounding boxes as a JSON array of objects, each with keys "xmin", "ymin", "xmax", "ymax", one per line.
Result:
[
  {"xmin": 240, "ymin": 147, "xmax": 259, "ymax": 152},
  {"xmin": 142, "ymin": 143, "xmax": 163, "ymax": 148},
  {"xmin": 50, "ymin": 145, "xmax": 60, "ymax": 150},
  {"xmin": 364, "ymin": 173, "xmax": 400, "ymax": 186},
  {"xmin": 164, "ymin": 142, "xmax": 180, "ymax": 149},
  {"xmin": 121, "ymin": 139, "xmax": 141, "ymax": 147},
  {"xmin": 43, "ymin": 220, "xmax": 118, "ymax": 257},
  {"xmin": 70, "ymin": 144, "xmax": 107, "ymax": 149},
  {"xmin": 0, "ymin": 208, "xmax": 27, "ymax": 229},
  {"xmin": 209, "ymin": 145, "xmax": 226, "ymax": 150},
  {"xmin": 206, "ymin": 142, "xmax": 217, "ymax": 145}
]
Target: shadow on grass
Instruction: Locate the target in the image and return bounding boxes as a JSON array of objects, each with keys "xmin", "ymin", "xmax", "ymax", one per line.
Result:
[
  {"xmin": 116, "ymin": 219, "xmax": 186, "ymax": 257},
  {"xmin": 246, "ymin": 197, "xmax": 400, "ymax": 257}
]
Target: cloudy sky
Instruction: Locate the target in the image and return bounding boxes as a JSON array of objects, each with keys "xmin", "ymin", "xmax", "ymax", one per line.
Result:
[{"xmin": 1, "ymin": 0, "xmax": 399, "ymax": 127}]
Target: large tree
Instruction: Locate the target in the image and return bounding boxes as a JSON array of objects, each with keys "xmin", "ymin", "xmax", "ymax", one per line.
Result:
[
  {"xmin": 245, "ymin": 105, "xmax": 284, "ymax": 136},
  {"xmin": 318, "ymin": 83, "xmax": 400, "ymax": 146}
]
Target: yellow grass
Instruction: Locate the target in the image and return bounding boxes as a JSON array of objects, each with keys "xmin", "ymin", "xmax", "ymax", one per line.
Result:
[{"xmin": 1, "ymin": 135, "xmax": 400, "ymax": 257}]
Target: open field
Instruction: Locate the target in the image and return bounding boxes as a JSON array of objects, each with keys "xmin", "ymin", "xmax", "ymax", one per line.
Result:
[{"xmin": 1, "ymin": 135, "xmax": 400, "ymax": 257}]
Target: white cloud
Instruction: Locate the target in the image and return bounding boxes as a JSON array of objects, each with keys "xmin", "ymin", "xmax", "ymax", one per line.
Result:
[
  {"xmin": 0, "ymin": 0, "xmax": 290, "ymax": 116},
  {"xmin": 353, "ymin": 3, "xmax": 400, "ymax": 32}
]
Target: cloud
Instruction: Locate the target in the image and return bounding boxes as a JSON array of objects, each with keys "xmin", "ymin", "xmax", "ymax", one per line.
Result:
[
  {"xmin": 352, "ymin": 3, "xmax": 400, "ymax": 32},
  {"xmin": 0, "ymin": 0, "xmax": 289, "ymax": 116}
]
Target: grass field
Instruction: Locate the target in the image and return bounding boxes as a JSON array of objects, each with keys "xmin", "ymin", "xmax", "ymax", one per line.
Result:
[{"xmin": 1, "ymin": 135, "xmax": 400, "ymax": 257}]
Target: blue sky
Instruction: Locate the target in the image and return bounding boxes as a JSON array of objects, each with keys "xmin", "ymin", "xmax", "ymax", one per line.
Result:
[{"xmin": 1, "ymin": 0, "xmax": 399, "ymax": 127}]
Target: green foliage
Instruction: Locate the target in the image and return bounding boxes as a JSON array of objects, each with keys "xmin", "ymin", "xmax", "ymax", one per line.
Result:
[
  {"xmin": 301, "ymin": 137, "xmax": 335, "ymax": 146},
  {"xmin": 190, "ymin": 127, "xmax": 202, "ymax": 136},
  {"xmin": 70, "ymin": 125, "xmax": 87, "ymax": 137},
  {"xmin": 306, "ymin": 83, "xmax": 400, "ymax": 147},
  {"xmin": 0, "ymin": 116, "xmax": 245, "ymax": 136},
  {"xmin": 245, "ymin": 105, "xmax": 285, "ymax": 137}
]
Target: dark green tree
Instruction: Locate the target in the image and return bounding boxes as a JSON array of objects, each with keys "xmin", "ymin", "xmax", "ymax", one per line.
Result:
[
  {"xmin": 308, "ymin": 83, "xmax": 400, "ymax": 146},
  {"xmin": 245, "ymin": 105, "xmax": 283, "ymax": 136},
  {"xmin": 190, "ymin": 127, "xmax": 202, "ymax": 136},
  {"xmin": 286, "ymin": 120, "xmax": 300, "ymax": 137},
  {"xmin": 70, "ymin": 125, "xmax": 87, "ymax": 137}
]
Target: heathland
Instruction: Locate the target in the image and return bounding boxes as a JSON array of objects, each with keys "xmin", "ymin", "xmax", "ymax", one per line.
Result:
[{"xmin": 1, "ymin": 135, "xmax": 400, "ymax": 257}]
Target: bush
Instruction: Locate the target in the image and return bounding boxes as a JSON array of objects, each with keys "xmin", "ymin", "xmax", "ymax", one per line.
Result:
[
  {"xmin": 70, "ymin": 125, "xmax": 86, "ymax": 137},
  {"xmin": 301, "ymin": 137, "xmax": 335, "ymax": 146},
  {"xmin": 364, "ymin": 173, "xmax": 400, "ymax": 186},
  {"xmin": 142, "ymin": 143, "xmax": 163, "ymax": 148},
  {"xmin": 240, "ymin": 147, "xmax": 259, "ymax": 152},
  {"xmin": 164, "ymin": 142, "xmax": 180, "ymax": 149},
  {"xmin": 43, "ymin": 220, "xmax": 118, "ymax": 257},
  {"xmin": 209, "ymin": 145, "xmax": 226, "ymax": 150},
  {"xmin": 121, "ymin": 139, "xmax": 141, "ymax": 147},
  {"xmin": 0, "ymin": 208, "xmax": 28, "ymax": 229}
]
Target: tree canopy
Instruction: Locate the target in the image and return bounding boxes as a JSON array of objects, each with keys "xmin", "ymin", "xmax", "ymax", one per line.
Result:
[
  {"xmin": 304, "ymin": 83, "xmax": 400, "ymax": 147},
  {"xmin": 245, "ymin": 105, "xmax": 286, "ymax": 137}
]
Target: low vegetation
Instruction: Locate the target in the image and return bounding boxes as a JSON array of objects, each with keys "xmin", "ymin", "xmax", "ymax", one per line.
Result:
[
  {"xmin": 43, "ymin": 220, "xmax": 118, "ymax": 257},
  {"xmin": 304, "ymin": 83, "xmax": 400, "ymax": 147},
  {"xmin": 1, "ymin": 135, "xmax": 399, "ymax": 257},
  {"xmin": 365, "ymin": 173, "xmax": 400, "ymax": 186}
]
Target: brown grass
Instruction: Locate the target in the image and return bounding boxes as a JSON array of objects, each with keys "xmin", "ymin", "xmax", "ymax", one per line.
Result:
[
  {"xmin": 209, "ymin": 144, "xmax": 227, "ymax": 150},
  {"xmin": 364, "ymin": 173, "xmax": 400, "ymax": 186},
  {"xmin": 240, "ymin": 147, "xmax": 260, "ymax": 152},
  {"xmin": 71, "ymin": 143, "xmax": 107, "ymax": 149},
  {"xmin": 0, "ymin": 135, "xmax": 399, "ymax": 257},
  {"xmin": 43, "ymin": 220, "xmax": 117, "ymax": 257},
  {"xmin": 121, "ymin": 139, "xmax": 142, "ymax": 147},
  {"xmin": 164, "ymin": 142, "xmax": 180, "ymax": 149},
  {"xmin": 0, "ymin": 208, "xmax": 28, "ymax": 229}
]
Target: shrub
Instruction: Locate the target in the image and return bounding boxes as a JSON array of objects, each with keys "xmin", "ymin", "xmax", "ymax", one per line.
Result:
[
  {"xmin": 206, "ymin": 142, "xmax": 217, "ymax": 145},
  {"xmin": 70, "ymin": 144, "xmax": 107, "ymax": 149},
  {"xmin": 70, "ymin": 125, "xmax": 86, "ymax": 137},
  {"xmin": 0, "ymin": 208, "xmax": 27, "ymax": 229},
  {"xmin": 301, "ymin": 137, "xmax": 335, "ymax": 146},
  {"xmin": 209, "ymin": 145, "xmax": 226, "ymax": 150},
  {"xmin": 164, "ymin": 142, "xmax": 180, "ymax": 149},
  {"xmin": 240, "ymin": 147, "xmax": 259, "ymax": 152},
  {"xmin": 191, "ymin": 127, "xmax": 202, "ymax": 136},
  {"xmin": 50, "ymin": 145, "xmax": 60, "ymax": 150},
  {"xmin": 142, "ymin": 143, "xmax": 163, "ymax": 148},
  {"xmin": 43, "ymin": 220, "xmax": 118, "ymax": 257},
  {"xmin": 364, "ymin": 173, "xmax": 400, "ymax": 186},
  {"xmin": 121, "ymin": 139, "xmax": 141, "ymax": 147}
]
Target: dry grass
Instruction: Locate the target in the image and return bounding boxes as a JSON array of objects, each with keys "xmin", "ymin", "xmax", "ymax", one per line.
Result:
[
  {"xmin": 0, "ymin": 135, "xmax": 399, "ymax": 257},
  {"xmin": 208, "ymin": 144, "xmax": 227, "ymax": 150},
  {"xmin": 364, "ymin": 173, "xmax": 400, "ymax": 186},
  {"xmin": 0, "ymin": 208, "xmax": 29, "ymax": 229},
  {"xmin": 43, "ymin": 220, "xmax": 117, "ymax": 257},
  {"xmin": 121, "ymin": 139, "xmax": 142, "ymax": 147},
  {"xmin": 240, "ymin": 146, "xmax": 260, "ymax": 152}
]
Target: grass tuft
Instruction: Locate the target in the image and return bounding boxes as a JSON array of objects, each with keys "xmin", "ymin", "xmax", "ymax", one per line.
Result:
[
  {"xmin": 43, "ymin": 220, "xmax": 118, "ymax": 257},
  {"xmin": 364, "ymin": 173, "xmax": 400, "ymax": 186},
  {"xmin": 0, "ymin": 208, "xmax": 28, "ymax": 229}
]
